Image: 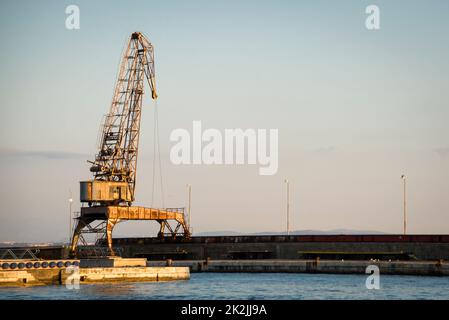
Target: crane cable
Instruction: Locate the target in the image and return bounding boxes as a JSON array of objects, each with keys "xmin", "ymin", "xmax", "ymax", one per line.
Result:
[{"xmin": 151, "ymin": 99, "xmax": 165, "ymax": 208}]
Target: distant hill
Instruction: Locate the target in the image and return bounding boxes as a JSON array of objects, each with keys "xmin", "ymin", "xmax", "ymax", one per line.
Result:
[
  {"xmin": 195, "ymin": 229, "xmax": 387, "ymax": 236},
  {"xmin": 194, "ymin": 231, "xmax": 245, "ymax": 237},
  {"xmin": 0, "ymin": 242, "xmax": 66, "ymax": 248}
]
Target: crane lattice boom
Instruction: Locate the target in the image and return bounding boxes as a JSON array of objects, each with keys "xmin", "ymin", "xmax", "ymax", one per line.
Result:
[{"xmin": 86, "ymin": 32, "xmax": 157, "ymax": 205}]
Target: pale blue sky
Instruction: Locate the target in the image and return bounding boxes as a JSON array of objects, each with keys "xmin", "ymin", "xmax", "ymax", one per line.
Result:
[{"xmin": 0, "ymin": 0, "xmax": 448, "ymax": 242}]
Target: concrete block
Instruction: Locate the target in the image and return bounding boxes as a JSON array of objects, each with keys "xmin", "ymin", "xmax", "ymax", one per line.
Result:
[
  {"xmin": 60, "ymin": 266, "xmax": 190, "ymax": 284},
  {"xmin": 0, "ymin": 269, "xmax": 61, "ymax": 286},
  {"xmin": 80, "ymin": 257, "xmax": 147, "ymax": 268}
]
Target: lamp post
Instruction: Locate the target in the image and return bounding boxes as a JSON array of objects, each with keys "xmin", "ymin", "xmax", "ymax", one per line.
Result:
[
  {"xmin": 285, "ymin": 179, "xmax": 290, "ymax": 236},
  {"xmin": 401, "ymin": 175, "xmax": 407, "ymax": 235},
  {"xmin": 187, "ymin": 184, "xmax": 191, "ymax": 234},
  {"xmin": 69, "ymin": 193, "xmax": 73, "ymax": 244}
]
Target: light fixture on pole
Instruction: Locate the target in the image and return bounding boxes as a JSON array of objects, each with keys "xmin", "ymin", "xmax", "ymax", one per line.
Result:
[
  {"xmin": 284, "ymin": 179, "xmax": 290, "ymax": 236},
  {"xmin": 69, "ymin": 191, "xmax": 73, "ymax": 244},
  {"xmin": 187, "ymin": 184, "xmax": 191, "ymax": 234},
  {"xmin": 401, "ymin": 174, "xmax": 407, "ymax": 235}
]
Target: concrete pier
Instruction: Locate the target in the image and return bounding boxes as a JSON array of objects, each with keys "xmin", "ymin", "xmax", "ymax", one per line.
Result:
[
  {"xmin": 61, "ymin": 266, "xmax": 189, "ymax": 284},
  {"xmin": 5, "ymin": 235, "xmax": 449, "ymax": 261},
  {"xmin": 147, "ymin": 259, "xmax": 449, "ymax": 276},
  {"xmin": 0, "ymin": 258, "xmax": 189, "ymax": 286},
  {"xmin": 0, "ymin": 268, "xmax": 61, "ymax": 286}
]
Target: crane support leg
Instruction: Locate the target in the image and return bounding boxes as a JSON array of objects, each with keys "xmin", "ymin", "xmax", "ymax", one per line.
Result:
[
  {"xmin": 70, "ymin": 216, "xmax": 95, "ymax": 257},
  {"xmin": 69, "ymin": 206, "xmax": 190, "ymax": 258},
  {"xmin": 106, "ymin": 218, "xmax": 119, "ymax": 256},
  {"xmin": 157, "ymin": 219, "xmax": 166, "ymax": 239}
]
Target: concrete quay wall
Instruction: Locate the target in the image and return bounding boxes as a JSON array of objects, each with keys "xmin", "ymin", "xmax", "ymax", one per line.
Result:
[
  {"xmin": 0, "ymin": 266, "xmax": 189, "ymax": 286},
  {"xmin": 122, "ymin": 240, "xmax": 449, "ymax": 261},
  {"xmin": 147, "ymin": 259, "xmax": 449, "ymax": 276}
]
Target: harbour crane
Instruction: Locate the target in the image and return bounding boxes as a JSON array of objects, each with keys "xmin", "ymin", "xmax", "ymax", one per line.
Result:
[
  {"xmin": 87, "ymin": 31, "xmax": 157, "ymax": 206},
  {"xmin": 70, "ymin": 32, "xmax": 190, "ymax": 257}
]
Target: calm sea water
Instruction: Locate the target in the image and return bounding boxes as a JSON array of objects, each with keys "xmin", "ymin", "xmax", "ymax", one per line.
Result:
[{"xmin": 1, "ymin": 273, "xmax": 448, "ymax": 300}]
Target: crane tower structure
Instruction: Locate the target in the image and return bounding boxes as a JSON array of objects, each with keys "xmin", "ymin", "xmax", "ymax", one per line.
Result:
[{"xmin": 70, "ymin": 32, "xmax": 190, "ymax": 257}]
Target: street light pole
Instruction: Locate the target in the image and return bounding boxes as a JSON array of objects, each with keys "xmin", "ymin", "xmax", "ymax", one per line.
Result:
[
  {"xmin": 187, "ymin": 184, "xmax": 191, "ymax": 234},
  {"xmin": 401, "ymin": 175, "xmax": 407, "ymax": 235},
  {"xmin": 285, "ymin": 179, "xmax": 290, "ymax": 236},
  {"xmin": 69, "ymin": 190, "xmax": 73, "ymax": 244}
]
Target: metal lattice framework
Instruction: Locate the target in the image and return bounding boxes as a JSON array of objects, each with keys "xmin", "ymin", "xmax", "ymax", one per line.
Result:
[
  {"xmin": 89, "ymin": 32, "xmax": 157, "ymax": 203},
  {"xmin": 0, "ymin": 248, "xmax": 40, "ymax": 260},
  {"xmin": 69, "ymin": 32, "xmax": 190, "ymax": 258}
]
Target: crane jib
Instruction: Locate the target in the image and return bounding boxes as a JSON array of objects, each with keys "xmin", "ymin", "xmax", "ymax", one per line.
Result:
[{"xmin": 82, "ymin": 32, "xmax": 157, "ymax": 207}]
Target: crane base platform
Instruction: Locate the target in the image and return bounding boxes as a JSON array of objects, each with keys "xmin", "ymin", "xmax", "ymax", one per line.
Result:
[{"xmin": 70, "ymin": 206, "xmax": 190, "ymax": 257}]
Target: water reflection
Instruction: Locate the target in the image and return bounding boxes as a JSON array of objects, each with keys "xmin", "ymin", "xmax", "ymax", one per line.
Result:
[{"xmin": 82, "ymin": 283, "xmax": 136, "ymax": 298}]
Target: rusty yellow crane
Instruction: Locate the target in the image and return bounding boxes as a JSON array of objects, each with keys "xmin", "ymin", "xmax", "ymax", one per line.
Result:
[{"xmin": 70, "ymin": 32, "xmax": 190, "ymax": 257}]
